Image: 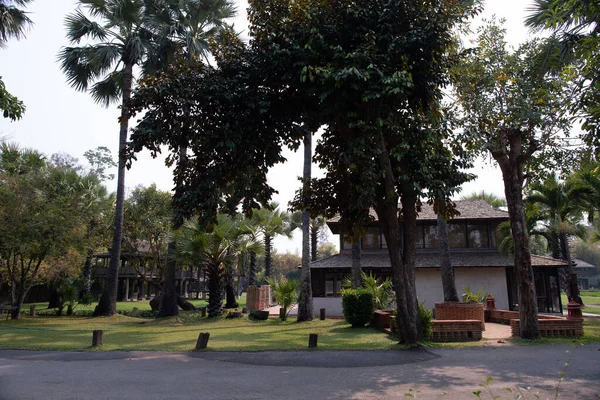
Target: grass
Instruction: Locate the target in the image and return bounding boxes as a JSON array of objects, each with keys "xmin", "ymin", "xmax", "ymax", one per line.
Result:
[
  {"xmin": 0, "ymin": 313, "xmax": 400, "ymax": 352},
  {"xmin": 561, "ymin": 291, "xmax": 600, "ymax": 315},
  {"xmin": 26, "ymin": 295, "xmax": 246, "ymax": 316}
]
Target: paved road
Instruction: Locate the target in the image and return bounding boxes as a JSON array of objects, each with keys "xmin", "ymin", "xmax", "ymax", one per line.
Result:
[{"xmin": 0, "ymin": 344, "xmax": 599, "ymax": 399}]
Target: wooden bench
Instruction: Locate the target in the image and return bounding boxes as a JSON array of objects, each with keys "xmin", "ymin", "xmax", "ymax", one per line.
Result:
[{"xmin": 432, "ymin": 320, "xmax": 483, "ymax": 342}]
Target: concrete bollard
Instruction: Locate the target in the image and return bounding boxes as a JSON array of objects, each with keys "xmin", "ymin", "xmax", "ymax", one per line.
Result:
[
  {"xmin": 308, "ymin": 333, "xmax": 318, "ymax": 348},
  {"xmin": 200, "ymin": 307, "xmax": 207, "ymax": 317},
  {"xmin": 29, "ymin": 305, "xmax": 36, "ymax": 317},
  {"xmin": 92, "ymin": 330, "xmax": 104, "ymax": 346},
  {"xmin": 320, "ymin": 308, "xmax": 326, "ymax": 320},
  {"xmin": 242, "ymin": 307, "xmax": 247, "ymax": 314},
  {"xmin": 196, "ymin": 332, "xmax": 210, "ymax": 349}
]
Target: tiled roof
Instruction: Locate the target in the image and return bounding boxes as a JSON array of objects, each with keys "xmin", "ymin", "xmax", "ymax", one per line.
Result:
[
  {"xmin": 310, "ymin": 252, "xmax": 567, "ymax": 269},
  {"xmin": 327, "ymin": 200, "xmax": 508, "ymax": 224},
  {"xmin": 573, "ymin": 258, "xmax": 596, "ymax": 269}
]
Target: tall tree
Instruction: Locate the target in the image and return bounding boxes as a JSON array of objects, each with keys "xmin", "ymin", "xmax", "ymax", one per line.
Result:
[
  {"xmin": 525, "ymin": 0, "xmax": 600, "ymax": 150},
  {"xmin": 58, "ymin": 0, "xmax": 163, "ymax": 316},
  {"xmin": 297, "ymin": 129, "xmax": 313, "ymax": 321},
  {"xmin": 452, "ymin": 20, "xmax": 574, "ymax": 339},
  {"xmin": 0, "ymin": 0, "xmax": 32, "ymax": 120}
]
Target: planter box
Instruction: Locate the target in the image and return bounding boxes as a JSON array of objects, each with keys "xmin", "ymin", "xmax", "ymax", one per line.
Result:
[
  {"xmin": 435, "ymin": 302, "xmax": 485, "ymax": 330},
  {"xmin": 432, "ymin": 320, "xmax": 482, "ymax": 342},
  {"xmin": 510, "ymin": 317, "xmax": 583, "ymax": 338},
  {"xmin": 372, "ymin": 310, "xmax": 395, "ymax": 334}
]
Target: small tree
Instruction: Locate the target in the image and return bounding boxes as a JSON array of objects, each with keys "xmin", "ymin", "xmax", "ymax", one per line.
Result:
[{"xmin": 267, "ymin": 277, "xmax": 299, "ymax": 321}]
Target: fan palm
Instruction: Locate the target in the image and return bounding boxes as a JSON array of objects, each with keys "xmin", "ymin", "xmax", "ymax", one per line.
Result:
[
  {"xmin": 251, "ymin": 203, "xmax": 296, "ymax": 279},
  {"xmin": 175, "ymin": 214, "xmax": 260, "ymax": 317},
  {"xmin": 58, "ymin": 0, "xmax": 161, "ymax": 316},
  {"xmin": 0, "ymin": 0, "xmax": 33, "ymax": 46},
  {"xmin": 145, "ymin": 0, "xmax": 236, "ymax": 317},
  {"xmin": 460, "ymin": 191, "xmax": 507, "ymax": 208}
]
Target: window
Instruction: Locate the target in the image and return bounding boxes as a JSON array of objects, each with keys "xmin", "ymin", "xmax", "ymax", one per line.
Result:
[
  {"xmin": 467, "ymin": 223, "xmax": 489, "ymax": 248},
  {"xmin": 415, "ymin": 224, "xmax": 424, "ymax": 248},
  {"xmin": 448, "ymin": 223, "xmax": 467, "ymax": 248},
  {"xmin": 325, "ymin": 274, "xmax": 344, "ymax": 297},
  {"xmin": 361, "ymin": 227, "xmax": 380, "ymax": 249},
  {"xmin": 424, "ymin": 224, "xmax": 438, "ymax": 248}
]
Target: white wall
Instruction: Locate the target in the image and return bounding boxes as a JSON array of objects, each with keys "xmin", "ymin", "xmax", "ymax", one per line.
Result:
[
  {"xmin": 313, "ymin": 267, "xmax": 509, "ymax": 317},
  {"xmin": 416, "ymin": 267, "xmax": 509, "ymax": 311}
]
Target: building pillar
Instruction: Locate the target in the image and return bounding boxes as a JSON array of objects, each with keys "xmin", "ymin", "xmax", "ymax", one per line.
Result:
[
  {"xmin": 125, "ymin": 278, "xmax": 130, "ymax": 301},
  {"xmin": 146, "ymin": 282, "xmax": 151, "ymax": 299},
  {"xmin": 138, "ymin": 280, "xmax": 143, "ymax": 300}
]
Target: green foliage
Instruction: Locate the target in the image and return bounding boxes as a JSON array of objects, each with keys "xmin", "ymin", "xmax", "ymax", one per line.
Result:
[
  {"xmin": 266, "ymin": 277, "xmax": 299, "ymax": 321},
  {"xmin": 462, "ymin": 287, "xmax": 489, "ymax": 304},
  {"xmin": 341, "ymin": 288, "xmax": 374, "ymax": 327},
  {"xmin": 360, "ymin": 271, "xmax": 395, "ymax": 310},
  {"xmin": 0, "ymin": 0, "xmax": 33, "ymax": 45},
  {"xmin": 418, "ymin": 302, "xmax": 433, "ymax": 341},
  {"xmin": 0, "ymin": 78, "xmax": 25, "ymax": 120}
]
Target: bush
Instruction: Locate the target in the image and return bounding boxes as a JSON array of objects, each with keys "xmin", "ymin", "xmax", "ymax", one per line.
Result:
[
  {"xmin": 392, "ymin": 302, "xmax": 433, "ymax": 340},
  {"xmin": 418, "ymin": 302, "xmax": 433, "ymax": 340},
  {"xmin": 266, "ymin": 277, "xmax": 299, "ymax": 321},
  {"xmin": 341, "ymin": 288, "xmax": 374, "ymax": 327}
]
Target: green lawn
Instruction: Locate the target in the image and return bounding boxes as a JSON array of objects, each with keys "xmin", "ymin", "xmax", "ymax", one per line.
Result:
[
  {"xmin": 25, "ymin": 295, "xmax": 246, "ymax": 317},
  {"xmin": 0, "ymin": 313, "xmax": 400, "ymax": 352},
  {"xmin": 561, "ymin": 292, "xmax": 600, "ymax": 315}
]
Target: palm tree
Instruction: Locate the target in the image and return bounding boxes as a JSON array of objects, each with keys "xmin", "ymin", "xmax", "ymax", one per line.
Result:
[
  {"xmin": 0, "ymin": 0, "xmax": 33, "ymax": 45},
  {"xmin": 175, "ymin": 214, "xmax": 259, "ymax": 317},
  {"xmin": 58, "ymin": 0, "xmax": 161, "ymax": 316},
  {"xmin": 297, "ymin": 129, "xmax": 313, "ymax": 321},
  {"xmin": 461, "ymin": 191, "xmax": 507, "ymax": 208},
  {"xmin": 251, "ymin": 203, "xmax": 295, "ymax": 279},
  {"xmin": 527, "ymin": 174, "xmax": 589, "ymax": 303},
  {"xmin": 146, "ymin": 0, "xmax": 236, "ymax": 317},
  {"xmin": 310, "ymin": 216, "xmax": 327, "ymax": 261}
]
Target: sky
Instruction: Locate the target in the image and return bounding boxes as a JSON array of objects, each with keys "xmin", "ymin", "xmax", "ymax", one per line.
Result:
[{"xmin": 0, "ymin": 0, "xmax": 537, "ymax": 253}]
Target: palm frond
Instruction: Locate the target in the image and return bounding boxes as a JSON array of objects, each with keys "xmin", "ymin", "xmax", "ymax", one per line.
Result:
[
  {"xmin": 90, "ymin": 70, "xmax": 123, "ymax": 106},
  {"xmin": 0, "ymin": 2, "xmax": 33, "ymax": 44},
  {"xmin": 58, "ymin": 45, "xmax": 121, "ymax": 93},
  {"xmin": 64, "ymin": 9, "xmax": 108, "ymax": 43}
]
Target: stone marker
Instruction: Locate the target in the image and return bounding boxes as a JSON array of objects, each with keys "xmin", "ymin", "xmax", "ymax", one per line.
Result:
[
  {"xmin": 129, "ymin": 307, "xmax": 139, "ymax": 317},
  {"xmin": 200, "ymin": 307, "xmax": 207, "ymax": 317},
  {"xmin": 320, "ymin": 308, "xmax": 326, "ymax": 320},
  {"xmin": 92, "ymin": 330, "xmax": 104, "ymax": 346},
  {"xmin": 196, "ymin": 332, "xmax": 210, "ymax": 349},
  {"xmin": 242, "ymin": 307, "xmax": 247, "ymax": 314},
  {"xmin": 308, "ymin": 333, "xmax": 318, "ymax": 348},
  {"xmin": 29, "ymin": 305, "xmax": 36, "ymax": 317}
]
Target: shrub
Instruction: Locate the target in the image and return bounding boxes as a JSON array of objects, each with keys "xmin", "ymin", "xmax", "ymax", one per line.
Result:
[
  {"xmin": 462, "ymin": 286, "xmax": 489, "ymax": 303},
  {"xmin": 418, "ymin": 302, "xmax": 433, "ymax": 340},
  {"xmin": 249, "ymin": 310, "xmax": 269, "ymax": 320},
  {"xmin": 392, "ymin": 302, "xmax": 433, "ymax": 340},
  {"xmin": 341, "ymin": 288, "xmax": 374, "ymax": 327}
]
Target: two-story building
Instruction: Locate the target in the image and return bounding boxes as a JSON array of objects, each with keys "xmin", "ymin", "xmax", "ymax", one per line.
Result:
[{"xmin": 310, "ymin": 200, "xmax": 566, "ymax": 316}]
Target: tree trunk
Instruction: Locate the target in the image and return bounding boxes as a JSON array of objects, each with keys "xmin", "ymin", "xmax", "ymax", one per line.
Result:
[
  {"xmin": 438, "ymin": 214, "xmax": 459, "ymax": 302},
  {"xmin": 311, "ymin": 223, "xmax": 318, "ymax": 262},
  {"xmin": 82, "ymin": 248, "xmax": 94, "ymax": 294},
  {"xmin": 248, "ymin": 251, "xmax": 257, "ymax": 286},
  {"xmin": 207, "ymin": 264, "xmax": 223, "ymax": 318},
  {"xmin": 497, "ymin": 157, "xmax": 540, "ymax": 339},
  {"xmin": 264, "ymin": 235, "xmax": 272, "ymax": 278},
  {"xmin": 375, "ymin": 130, "xmax": 419, "ymax": 345},
  {"xmin": 156, "ymin": 241, "xmax": 179, "ymax": 318},
  {"xmin": 351, "ymin": 233, "xmax": 362, "ymax": 289},
  {"xmin": 224, "ymin": 264, "xmax": 239, "ymax": 308},
  {"xmin": 297, "ymin": 129, "xmax": 314, "ymax": 321},
  {"xmin": 560, "ymin": 231, "xmax": 583, "ymax": 305},
  {"xmin": 94, "ymin": 63, "xmax": 134, "ymax": 317}
]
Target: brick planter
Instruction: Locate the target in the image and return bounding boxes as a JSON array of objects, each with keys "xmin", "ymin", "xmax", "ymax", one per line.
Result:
[
  {"xmin": 435, "ymin": 302, "xmax": 485, "ymax": 330},
  {"xmin": 510, "ymin": 317, "xmax": 583, "ymax": 338},
  {"xmin": 432, "ymin": 320, "xmax": 482, "ymax": 342},
  {"xmin": 372, "ymin": 310, "xmax": 395, "ymax": 334}
]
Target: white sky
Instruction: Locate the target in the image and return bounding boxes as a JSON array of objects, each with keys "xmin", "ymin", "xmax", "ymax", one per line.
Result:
[{"xmin": 0, "ymin": 0, "xmax": 536, "ymax": 253}]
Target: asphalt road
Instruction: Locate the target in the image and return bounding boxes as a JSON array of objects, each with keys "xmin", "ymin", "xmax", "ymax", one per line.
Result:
[{"xmin": 0, "ymin": 344, "xmax": 599, "ymax": 399}]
